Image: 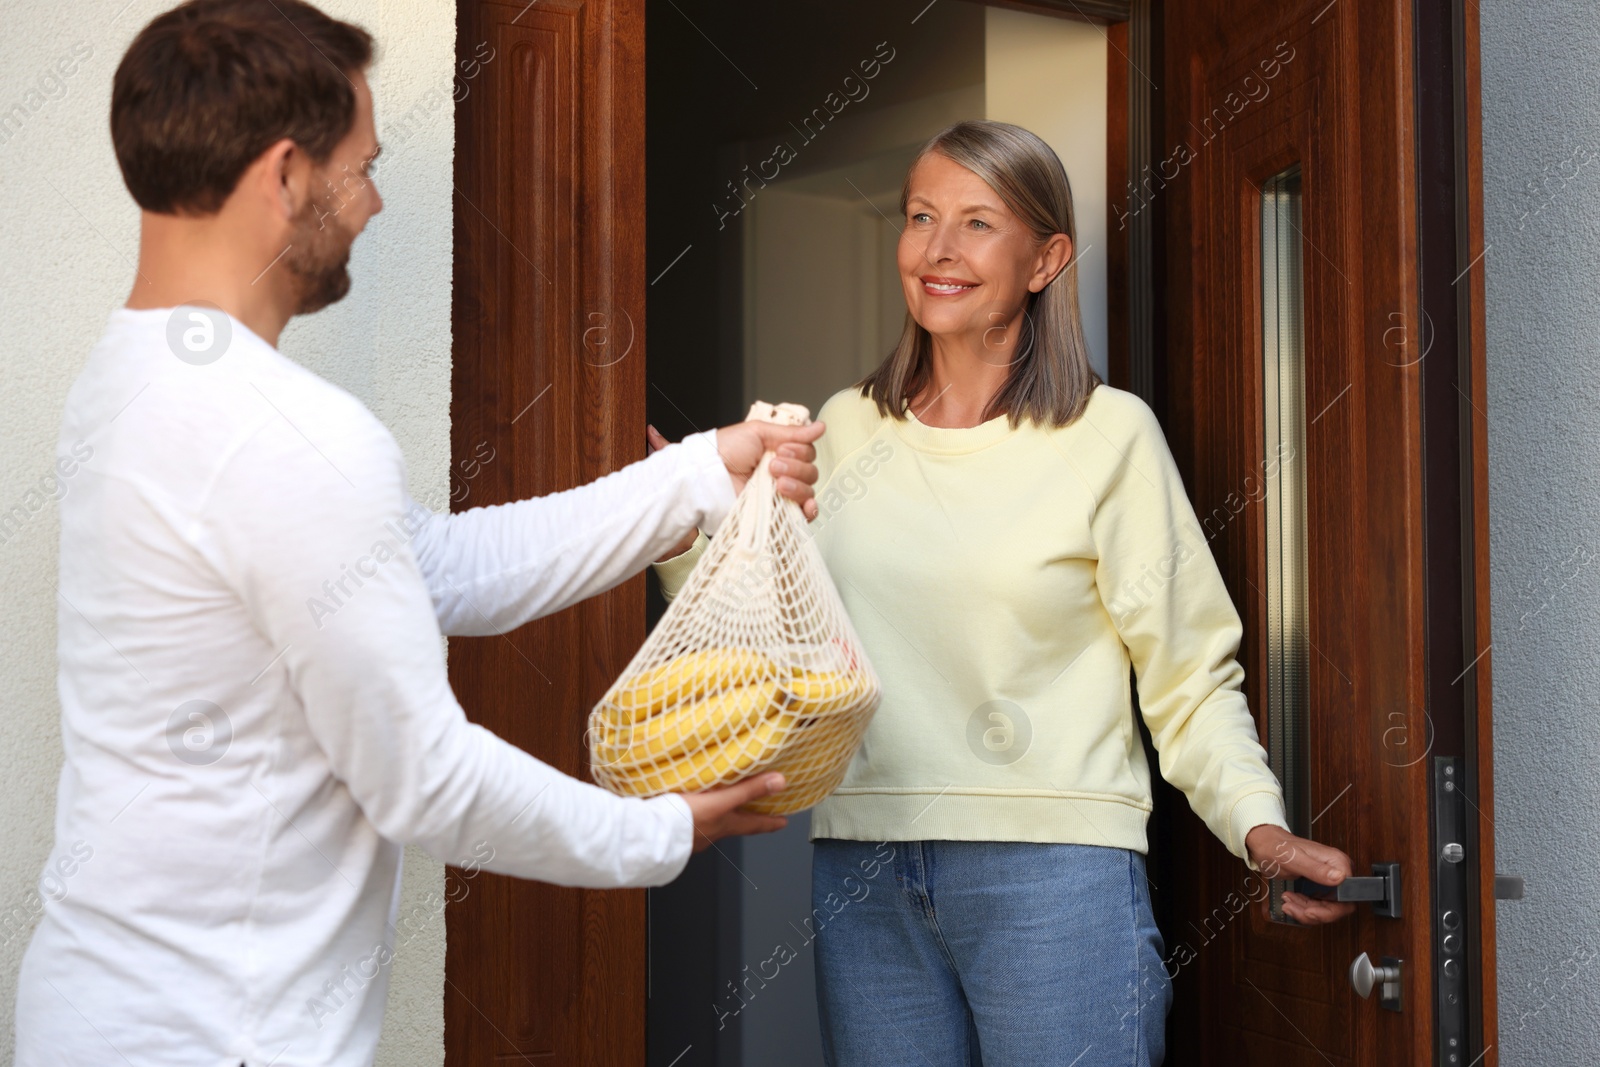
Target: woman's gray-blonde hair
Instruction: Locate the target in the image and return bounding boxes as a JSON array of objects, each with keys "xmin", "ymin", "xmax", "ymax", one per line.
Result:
[{"xmin": 857, "ymin": 119, "xmax": 1100, "ymax": 428}]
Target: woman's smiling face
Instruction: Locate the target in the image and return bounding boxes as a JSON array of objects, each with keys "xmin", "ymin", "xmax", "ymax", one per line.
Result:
[{"xmin": 897, "ymin": 151, "xmax": 1071, "ymax": 357}]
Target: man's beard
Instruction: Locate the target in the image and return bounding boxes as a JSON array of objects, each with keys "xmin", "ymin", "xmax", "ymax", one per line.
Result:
[{"xmin": 285, "ymin": 196, "xmax": 355, "ymax": 315}]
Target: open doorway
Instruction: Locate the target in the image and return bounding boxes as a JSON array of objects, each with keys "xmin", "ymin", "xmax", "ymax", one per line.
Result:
[
  {"xmin": 644, "ymin": 4, "xmax": 1112, "ymax": 1064},
  {"xmin": 450, "ymin": 0, "xmax": 1496, "ymax": 1061}
]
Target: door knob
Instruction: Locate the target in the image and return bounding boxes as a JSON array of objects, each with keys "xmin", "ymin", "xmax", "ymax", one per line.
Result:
[{"xmin": 1350, "ymin": 952, "xmax": 1403, "ymax": 1011}]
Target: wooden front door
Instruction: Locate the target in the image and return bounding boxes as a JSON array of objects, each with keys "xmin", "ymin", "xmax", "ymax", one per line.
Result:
[
  {"xmin": 1146, "ymin": 0, "xmax": 1497, "ymax": 1064},
  {"xmin": 447, "ymin": 0, "xmax": 648, "ymax": 1063}
]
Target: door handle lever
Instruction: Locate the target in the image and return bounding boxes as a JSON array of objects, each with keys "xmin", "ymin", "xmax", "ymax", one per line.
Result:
[{"xmin": 1292, "ymin": 861, "xmax": 1402, "ymax": 918}]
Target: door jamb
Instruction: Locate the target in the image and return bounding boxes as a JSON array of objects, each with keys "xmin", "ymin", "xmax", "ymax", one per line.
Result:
[{"xmin": 1411, "ymin": 0, "xmax": 1496, "ymax": 1059}]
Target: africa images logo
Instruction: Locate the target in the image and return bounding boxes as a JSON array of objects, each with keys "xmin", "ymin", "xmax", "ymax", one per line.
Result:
[
  {"xmin": 165, "ymin": 302, "xmax": 233, "ymax": 366},
  {"xmin": 167, "ymin": 700, "xmax": 231, "ymax": 767},
  {"xmin": 966, "ymin": 699, "xmax": 1032, "ymax": 766}
]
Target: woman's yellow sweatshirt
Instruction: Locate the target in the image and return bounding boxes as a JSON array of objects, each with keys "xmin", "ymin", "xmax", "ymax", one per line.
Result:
[{"xmin": 654, "ymin": 383, "xmax": 1288, "ymax": 862}]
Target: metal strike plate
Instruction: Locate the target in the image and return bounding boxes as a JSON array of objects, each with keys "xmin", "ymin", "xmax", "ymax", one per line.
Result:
[{"xmin": 1435, "ymin": 757, "xmax": 1472, "ymax": 1061}]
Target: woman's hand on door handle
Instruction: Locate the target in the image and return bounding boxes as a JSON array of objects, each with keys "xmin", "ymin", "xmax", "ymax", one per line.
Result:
[{"xmin": 1245, "ymin": 823, "xmax": 1358, "ymax": 925}]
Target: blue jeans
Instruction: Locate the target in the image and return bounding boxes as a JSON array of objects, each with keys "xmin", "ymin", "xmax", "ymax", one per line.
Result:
[{"xmin": 812, "ymin": 839, "xmax": 1170, "ymax": 1067}]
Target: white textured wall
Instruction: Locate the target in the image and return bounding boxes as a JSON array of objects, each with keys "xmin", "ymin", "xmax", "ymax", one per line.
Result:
[
  {"xmin": 1479, "ymin": 2, "xmax": 1600, "ymax": 1061},
  {"xmin": 0, "ymin": 2, "xmax": 456, "ymax": 1065},
  {"xmin": 984, "ymin": 7, "xmax": 1109, "ymax": 381}
]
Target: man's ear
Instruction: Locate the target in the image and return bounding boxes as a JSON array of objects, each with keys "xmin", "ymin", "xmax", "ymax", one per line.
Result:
[
  {"xmin": 1030, "ymin": 233, "xmax": 1074, "ymax": 293},
  {"xmin": 254, "ymin": 137, "xmax": 306, "ymax": 222}
]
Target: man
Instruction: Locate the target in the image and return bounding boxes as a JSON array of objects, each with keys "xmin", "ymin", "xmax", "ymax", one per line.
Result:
[{"xmin": 14, "ymin": 2, "xmax": 824, "ymax": 1063}]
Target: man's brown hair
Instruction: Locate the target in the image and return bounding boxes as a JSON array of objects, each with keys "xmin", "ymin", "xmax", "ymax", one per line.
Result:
[{"xmin": 112, "ymin": 0, "xmax": 372, "ymax": 215}]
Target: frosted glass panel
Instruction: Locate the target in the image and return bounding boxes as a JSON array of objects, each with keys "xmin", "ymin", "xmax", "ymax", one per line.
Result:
[{"xmin": 1262, "ymin": 165, "xmax": 1309, "ymax": 922}]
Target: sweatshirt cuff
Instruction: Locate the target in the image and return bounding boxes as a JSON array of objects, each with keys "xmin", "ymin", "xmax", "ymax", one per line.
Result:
[
  {"xmin": 652, "ymin": 530, "xmax": 710, "ymax": 602},
  {"xmin": 1228, "ymin": 790, "xmax": 1290, "ymax": 870},
  {"xmin": 680, "ymin": 429, "xmax": 737, "ymax": 533}
]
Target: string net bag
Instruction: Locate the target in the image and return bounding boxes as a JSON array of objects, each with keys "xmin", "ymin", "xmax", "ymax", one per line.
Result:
[{"xmin": 587, "ymin": 401, "xmax": 882, "ymax": 815}]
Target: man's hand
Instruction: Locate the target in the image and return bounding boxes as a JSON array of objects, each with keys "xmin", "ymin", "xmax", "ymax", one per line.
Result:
[
  {"xmin": 1245, "ymin": 823, "xmax": 1357, "ymax": 925},
  {"xmin": 680, "ymin": 773, "xmax": 789, "ymax": 851},
  {"xmin": 714, "ymin": 419, "xmax": 825, "ymax": 520}
]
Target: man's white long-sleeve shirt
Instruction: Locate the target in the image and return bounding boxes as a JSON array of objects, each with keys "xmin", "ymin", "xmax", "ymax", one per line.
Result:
[{"xmin": 15, "ymin": 307, "xmax": 735, "ymax": 1066}]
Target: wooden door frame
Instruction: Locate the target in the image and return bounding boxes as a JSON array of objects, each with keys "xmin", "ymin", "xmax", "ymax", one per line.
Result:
[{"xmin": 446, "ymin": 0, "xmax": 650, "ymax": 1063}]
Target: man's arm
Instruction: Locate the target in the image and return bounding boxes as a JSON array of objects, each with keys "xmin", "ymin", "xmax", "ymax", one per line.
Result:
[
  {"xmin": 411, "ymin": 419, "xmax": 824, "ymax": 636},
  {"xmin": 409, "ymin": 430, "xmax": 735, "ymax": 637},
  {"xmin": 201, "ymin": 410, "xmax": 697, "ymax": 885}
]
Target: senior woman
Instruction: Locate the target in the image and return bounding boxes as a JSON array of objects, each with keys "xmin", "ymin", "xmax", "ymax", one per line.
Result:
[{"xmin": 651, "ymin": 120, "xmax": 1353, "ymax": 1066}]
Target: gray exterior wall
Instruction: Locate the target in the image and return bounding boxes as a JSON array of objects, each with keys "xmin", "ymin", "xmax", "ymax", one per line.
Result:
[{"xmin": 1481, "ymin": 2, "xmax": 1600, "ymax": 1061}]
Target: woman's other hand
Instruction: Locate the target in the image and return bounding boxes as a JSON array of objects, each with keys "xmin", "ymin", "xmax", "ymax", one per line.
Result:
[
  {"xmin": 1245, "ymin": 824, "xmax": 1357, "ymax": 925},
  {"xmin": 647, "ymin": 424, "xmax": 701, "ymax": 561}
]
